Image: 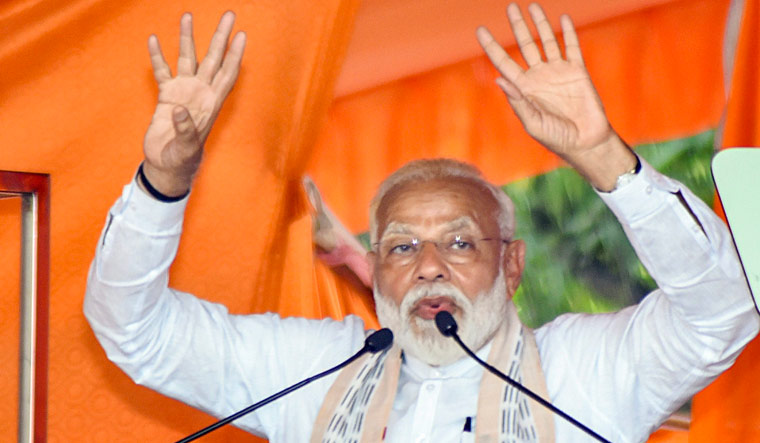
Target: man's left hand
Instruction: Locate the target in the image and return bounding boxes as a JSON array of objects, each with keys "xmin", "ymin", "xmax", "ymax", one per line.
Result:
[{"xmin": 477, "ymin": 3, "xmax": 637, "ymax": 191}]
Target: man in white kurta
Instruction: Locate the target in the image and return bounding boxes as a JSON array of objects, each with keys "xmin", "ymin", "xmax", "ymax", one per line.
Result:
[
  {"xmin": 85, "ymin": 154, "xmax": 759, "ymax": 442},
  {"xmin": 84, "ymin": 4, "xmax": 759, "ymax": 442}
]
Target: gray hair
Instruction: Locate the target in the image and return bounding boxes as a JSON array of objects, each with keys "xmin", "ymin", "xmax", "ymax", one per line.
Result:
[{"xmin": 369, "ymin": 158, "xmax": 516, "ymax": 244}]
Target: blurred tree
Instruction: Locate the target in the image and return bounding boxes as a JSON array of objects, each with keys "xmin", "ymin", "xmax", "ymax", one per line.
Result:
[{"xmin": 508, "ymin": 130, "xmax": 716, "ymax": 327}]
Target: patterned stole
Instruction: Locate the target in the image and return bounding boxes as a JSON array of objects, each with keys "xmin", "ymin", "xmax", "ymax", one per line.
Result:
[{"xmin": 310, "ymin": 303, "xmax": 555, "ymax": 442}]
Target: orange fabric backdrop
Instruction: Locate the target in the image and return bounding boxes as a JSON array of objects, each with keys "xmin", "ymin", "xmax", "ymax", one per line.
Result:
[
  {"xmin": 691, "ymin": 0, "xmax": 760, "ymax": 441},
  {"xmin": 2, "ymin": 0, "xmax": 364, "ymax": 440},
  {"xmin": 0, "ymin": 0, "xmax": 744, "ymax": 441},
  {"xmin": 308, "ymin": 0, "xmax": 728, "ymax": 234}
]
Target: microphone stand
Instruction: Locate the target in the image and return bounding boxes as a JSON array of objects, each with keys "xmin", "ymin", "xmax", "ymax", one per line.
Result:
[
  {"xmin": 435, "ymin": 311, "xmax": 612, "ymax": 443},
  {"xmin": 175, "ymin": 328, "xmax": 393, "ymax": 443}
]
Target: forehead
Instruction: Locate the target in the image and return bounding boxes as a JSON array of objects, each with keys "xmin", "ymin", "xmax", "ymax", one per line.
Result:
[{"xmin": 376, "ymin": 177, "xmax": 500, "ymax": 237}]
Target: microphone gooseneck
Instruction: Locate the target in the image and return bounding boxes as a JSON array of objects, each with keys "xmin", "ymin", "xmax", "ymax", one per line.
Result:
[
  {"xmin": 434, "ymin": 311, "xmax": 612, "ymax": 443},
  {"xmin": 176, "ymin": 328, "xmax": 394, "ymax": 443}
]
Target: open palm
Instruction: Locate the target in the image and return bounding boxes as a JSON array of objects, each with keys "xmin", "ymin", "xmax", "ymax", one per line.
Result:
[
  {"xmin": 142, "ymin": 12, "xmax": 246, "ymax": 196},
  {"xmin": 477, "ymin": 4, "xmax": 612, "ymax": 156},
  {"xmin": 502, "ymin": 59, "xmax": 610, "ymax": 156},
  {"xmin": 478, "ymin": 3, "xmax": 636, "ymax": 191}
]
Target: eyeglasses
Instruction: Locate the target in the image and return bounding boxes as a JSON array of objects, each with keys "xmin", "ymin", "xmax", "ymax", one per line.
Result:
[{"xmin": 374, "ymin": 234, "xmax": 509, "ymax": 266}]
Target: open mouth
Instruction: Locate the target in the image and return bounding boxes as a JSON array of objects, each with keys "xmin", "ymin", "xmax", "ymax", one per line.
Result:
[{"xmin": 412, "ymin": 296, "xmax": 456, "ymax": 320}]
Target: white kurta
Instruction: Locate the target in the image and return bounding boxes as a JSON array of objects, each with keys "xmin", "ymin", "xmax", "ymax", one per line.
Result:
[{"xmin": 84, "ymin": 158, "xmax": 759, "ymax": 443}]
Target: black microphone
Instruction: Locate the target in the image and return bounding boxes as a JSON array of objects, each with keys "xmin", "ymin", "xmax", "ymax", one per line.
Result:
[
  {"xmin": 176, "ymin": 328, "xmax": 394, "ymax": 443},
  {"xmin": 434, "ymin": 311, "xmax": 612, "ymax": 443}
]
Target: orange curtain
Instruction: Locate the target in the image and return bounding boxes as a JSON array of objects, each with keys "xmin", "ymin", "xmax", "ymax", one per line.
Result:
[
  {"xmin": 1, "ymin": 0, "xmax": 360, "ymax": 440},
  {"xmin": 690, "ymin": 0, "xmax": 760, "ymax": 441},
  {"xmin": 308, "ymin": 0, "xmax": 728, "ymax": 235}
]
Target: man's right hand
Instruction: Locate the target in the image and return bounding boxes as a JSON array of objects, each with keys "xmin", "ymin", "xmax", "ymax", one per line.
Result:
[{"xmin": 141, "ymin": 12, "xmax": 246, "ymax": 197}]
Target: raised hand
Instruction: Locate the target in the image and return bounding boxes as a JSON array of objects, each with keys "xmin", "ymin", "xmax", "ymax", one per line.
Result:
[
  {"xmin": 477, "ymin": 3, "xmax": 636, "ymax": 191},
  {"xmin": 142, "ymin": 12, "xmax": 246, "ymax": 197},
  {"xmin": 303, "ymin": 176, "xmax": 372, "ymax": 287}
]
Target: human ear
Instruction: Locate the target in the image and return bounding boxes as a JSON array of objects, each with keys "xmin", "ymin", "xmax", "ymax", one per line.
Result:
[{"xmin": 502, "ymin": 240, "xmax": 526, "ymax": 298}]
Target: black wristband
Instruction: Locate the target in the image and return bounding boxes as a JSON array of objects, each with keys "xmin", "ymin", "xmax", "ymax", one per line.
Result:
[{"xmin": 136, "ymin": 164, "xmax": 190, "ymax": 203}]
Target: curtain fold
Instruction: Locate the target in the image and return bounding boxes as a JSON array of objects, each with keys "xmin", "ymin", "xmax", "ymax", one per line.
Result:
[
  {"xmin": 2, "ymin": 0, "xmax": 361, "ymax": 440},
  {"xmin": 308, "ymin": 0, "xmax": 728, "ymax": 234}
]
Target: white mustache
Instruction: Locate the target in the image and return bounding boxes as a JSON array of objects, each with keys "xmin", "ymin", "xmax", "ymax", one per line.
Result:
[{"xmin": 399, "ymin": 282, "xmax": 472, "ymax": 319}]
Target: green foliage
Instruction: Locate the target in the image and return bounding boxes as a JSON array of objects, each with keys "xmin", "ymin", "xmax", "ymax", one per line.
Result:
[{"xmin": 507, "ymin": 130, "xmax": 717, "ymax": 327}]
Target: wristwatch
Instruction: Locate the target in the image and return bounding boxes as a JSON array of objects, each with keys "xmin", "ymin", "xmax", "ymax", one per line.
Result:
[{"xmin": 612, "ymin": 156, "xmax": 641, "ymax": 191}]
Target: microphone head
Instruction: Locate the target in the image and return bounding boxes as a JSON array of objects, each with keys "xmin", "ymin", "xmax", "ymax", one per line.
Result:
[
  {"xmin": 435, "ymin": 311, "xmax": 458, "ymax": 337},
  {"xmin": 365, "ymin": 328, "xmax": 394, "ymax": 353}
]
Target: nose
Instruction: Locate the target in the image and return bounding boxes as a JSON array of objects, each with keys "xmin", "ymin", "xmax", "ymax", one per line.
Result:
[{"xmin": 414, "ymin": 242, "xmax": 450, "ymax": 282}]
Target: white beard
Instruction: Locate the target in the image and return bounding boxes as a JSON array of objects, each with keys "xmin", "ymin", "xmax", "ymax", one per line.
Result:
[{"xmin": 374, "ymin": 270, "xmax": 508, "ymax": 366}]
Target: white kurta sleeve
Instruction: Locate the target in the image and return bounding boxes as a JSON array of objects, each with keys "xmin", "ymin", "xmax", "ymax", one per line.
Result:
[
  {"xmin": 536, "ymin": 157, "xmax": 760, "ymax": 443},
  {"xmin": 83, "ymin": 178, "xmax": 367, "ymax": 440}
]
